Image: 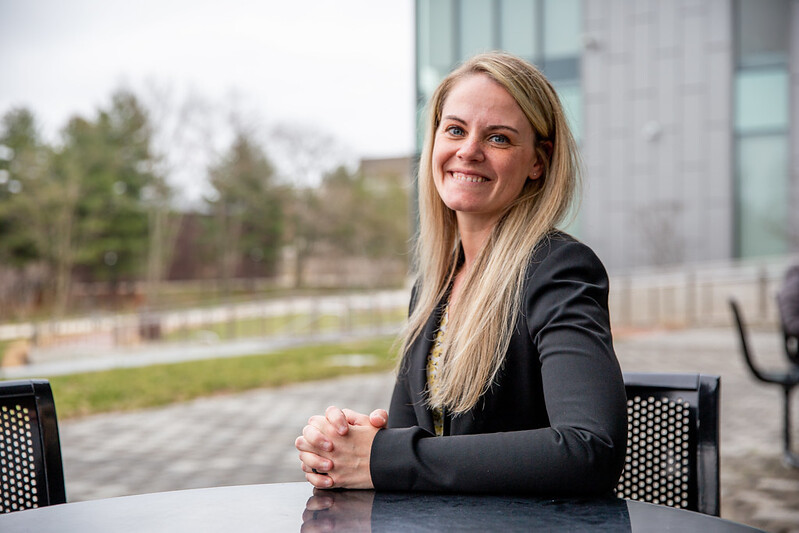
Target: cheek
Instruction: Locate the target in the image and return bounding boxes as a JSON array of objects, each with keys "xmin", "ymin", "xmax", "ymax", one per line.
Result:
[
  {"xmin": 432, "ymin": 169, "xmax": 446, "ymax": 199},
  {"xmin": 507, "ymin": 153, "xmax": 538, "ymax": 182},
  {"xmin": 431, "ymin": 150, "xmax": 450, "ymax": 184},
  {"xmin": 429, "ymin": 150, "xmax": 445, "ymax": 195},
  {"xmin": 431, "ymin": 142, "xmax": 446, "ymax": 167},
  {"xmin": 432, "ymin": 134, "xmax": 459, "ymax": 161}
]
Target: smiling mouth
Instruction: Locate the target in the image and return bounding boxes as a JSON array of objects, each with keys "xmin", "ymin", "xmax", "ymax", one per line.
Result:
[{"xmin": 451, "ymin": 171, "xmax": 489, "ymax": 183}]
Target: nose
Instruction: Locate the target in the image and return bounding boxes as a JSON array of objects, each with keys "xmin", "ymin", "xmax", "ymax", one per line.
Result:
[{"xmin": 456, "ymin": 137, "xmax": 484, "ymax": 161}]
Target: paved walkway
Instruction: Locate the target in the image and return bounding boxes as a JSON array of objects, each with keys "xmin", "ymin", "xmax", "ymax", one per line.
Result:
[
  {"xmin": 54, "ymin": 326, "xmax": 799, "ymax": 532},
  {"xmin": 2, "ymin": 325, "xmax": 400, "ymax": 379}
]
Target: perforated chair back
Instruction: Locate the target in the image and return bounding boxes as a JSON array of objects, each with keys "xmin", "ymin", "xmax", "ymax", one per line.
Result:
[
  {"xmin": 0, "ymin": 379, "xmax": 66, "ymax": 513},
  {"xmin": 616, "ymin": 372, "xmax": 720, "ymax": 516}
]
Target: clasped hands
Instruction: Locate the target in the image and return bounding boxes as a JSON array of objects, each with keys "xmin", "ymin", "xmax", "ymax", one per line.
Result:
[{"xmin": 295, "ymin": 406, "xmax": 388, "ymax": 489}]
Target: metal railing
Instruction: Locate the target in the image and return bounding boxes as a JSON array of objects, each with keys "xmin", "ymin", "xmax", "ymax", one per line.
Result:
[
  {"xmin": 17, "ymin": 290, "xmax": 409, "ymax": 358},
  {"xmin": 3, "ymin": 255, "xmax": 796, "ymax": 356},
  {"xmin": 608, "ymin": 256, "xmax": 795, "ymax": 329}
]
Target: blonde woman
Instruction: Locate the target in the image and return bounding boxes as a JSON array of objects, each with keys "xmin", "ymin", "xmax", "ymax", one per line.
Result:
[{"xmin": 295, "ymin": 52, "xmax": 627, "ymax": 495}]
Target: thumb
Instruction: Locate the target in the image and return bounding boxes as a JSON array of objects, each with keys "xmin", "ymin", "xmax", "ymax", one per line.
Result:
[{"xmin": 369, "ymin": 409, "xmax": 388, "ymax": 428}]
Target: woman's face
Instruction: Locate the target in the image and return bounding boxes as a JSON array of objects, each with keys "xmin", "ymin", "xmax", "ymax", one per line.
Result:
[{"xmin": 432, "ymin": 74, "xmax": 542, "ymax": 230}]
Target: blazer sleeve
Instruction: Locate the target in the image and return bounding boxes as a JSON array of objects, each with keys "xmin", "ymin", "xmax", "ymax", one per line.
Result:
[
  {"xmin": 384, "ymin": 363, "xmax": 420, "ymax": 429},
  {"xmin": 370, "ymin": 238, "xmax": 627, "ymax": 495}
]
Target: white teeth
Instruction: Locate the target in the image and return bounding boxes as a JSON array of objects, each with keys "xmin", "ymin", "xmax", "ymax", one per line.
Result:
[{"xmin": 451, "ymin": 172, "xmax": 487, "ymax": 183}]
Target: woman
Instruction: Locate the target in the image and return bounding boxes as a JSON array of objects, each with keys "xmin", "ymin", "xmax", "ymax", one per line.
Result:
[{"xmin": 295, "ymin": 52, "xmax": 627, "ymax": 495}]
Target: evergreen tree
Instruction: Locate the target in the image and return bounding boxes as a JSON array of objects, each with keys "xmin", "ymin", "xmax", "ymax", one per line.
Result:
[
  {"xmin": 206, "ymin": 131, "xmax": 284, "ymax": 290},
  {"xmin": 0, "ymin": 108, "xmax": 47, "ymax": 265}
]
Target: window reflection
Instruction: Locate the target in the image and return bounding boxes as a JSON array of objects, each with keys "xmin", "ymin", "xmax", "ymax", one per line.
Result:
[
  {"xmin": 554, "ymin": 82, "xmax": 582, "ymax": 143},
  {"xmin": 734, "ymin": 69, "xmax": 789, "ymax": 133},
  {"xmin": 733, "ymin": 0, "xmax": 790, "ymax": 258},
  {"xmin": 417, "ymin": 0, "xmax": 455, "ymax": 100},
  {"xmin": 736, "ymin": 136, "xmax": 789, "ymax": 257},
  {"xmin": 543, "ymin": 0, "xmax": 581, "ymax": 59},
  {"xmin": 500, "ymin": 0, "xmax": 538, "ymax": 59},
  {"xmin": 735, "ymin": 0, "xmax": 790, "ymax": 67},
  {"xmin": 459, "ymin": 0, "xmax": 494, "ymax": 59}
]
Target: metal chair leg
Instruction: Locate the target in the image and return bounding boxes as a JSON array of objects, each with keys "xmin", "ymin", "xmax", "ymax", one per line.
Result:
[{"xmin": 783, "ymin": 387, "xmax": 799, "ymax": 469}]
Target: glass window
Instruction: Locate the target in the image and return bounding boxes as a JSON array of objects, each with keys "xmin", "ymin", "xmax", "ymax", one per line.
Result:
[
  {"xmin": 554, "ymin": 81, "xmax": 582, "ymax": 143},
  {"xmin": 499, "ymin": 0, "xmax": 538, "ymax": 60},
  {"xmin": 554, "ymin": 81, "xmax": 581, "ymax": 236},
  {"xmin": 542, "ymin": 57, "xmax": 580, "ymax": 82},
  {"xmin": 430, "ymin": 0, "xmax": 456, "ymax": 68},
  {"xmin": 736, "ymin": 135, "xmax": 789, "ymax": 257},
  {"xmin": 736, "ymin": 0, "xmax": 790, "ymax": 67},
  {"xmin": 734, "ymin": 68, "xmax": 789, "ymax": 133},
  {"xmin": 543, "ymin": 0, "xmax": 581, "ymax": 59},
  {"xmin": 417, "ymin": 0, "xmax": 456, "ymax": 100},
  {"xmin": 459, "ymin": 0, "xmax": 495, "ymax": 59},
  {"xmin": 558, "ymin": 200, "xmax": 582, "ymax": 238}
]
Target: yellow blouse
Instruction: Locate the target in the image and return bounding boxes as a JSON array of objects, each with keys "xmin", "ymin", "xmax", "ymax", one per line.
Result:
[{"xmin": 426, "ymin": 305, "xmax": 448, "ymax": 436}]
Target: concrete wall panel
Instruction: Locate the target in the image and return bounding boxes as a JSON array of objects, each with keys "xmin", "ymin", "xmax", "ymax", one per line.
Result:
[{"xmin": 581, "ymin": 0, "xmax": 735, "ymax": 271}]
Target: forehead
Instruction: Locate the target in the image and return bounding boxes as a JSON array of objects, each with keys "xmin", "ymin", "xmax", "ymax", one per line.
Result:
[{"xmin": 440, "ymin": 74, "xmax": 530, "ymax": 129}]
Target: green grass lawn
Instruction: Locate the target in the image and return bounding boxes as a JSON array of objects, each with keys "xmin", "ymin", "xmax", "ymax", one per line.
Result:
[{"xmin": 46, "ymin": 336, "xmax": 398, "ymax": 420}]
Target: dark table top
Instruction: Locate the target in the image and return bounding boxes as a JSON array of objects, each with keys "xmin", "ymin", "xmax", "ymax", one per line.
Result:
[{"xmin": 0, "ymin": 482, "xmax": 765, "ymax": 532}]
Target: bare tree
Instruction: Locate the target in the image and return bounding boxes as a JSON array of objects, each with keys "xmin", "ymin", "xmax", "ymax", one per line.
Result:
[
  {"xmin": 268, "ymin": 124, "xmax": 353, "ymax": 287},
  {"xmin": 141, "ymin": 82, "xmax": 219, "ymax": 307}
]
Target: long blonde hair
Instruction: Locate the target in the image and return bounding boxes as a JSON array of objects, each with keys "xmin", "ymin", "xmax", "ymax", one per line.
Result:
[{"xmin": 400, "ymin": 52, "xmax": 581, "ymax": 414}]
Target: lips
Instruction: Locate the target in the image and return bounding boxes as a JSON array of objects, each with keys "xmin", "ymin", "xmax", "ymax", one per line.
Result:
[{"xmin": 450, "ymin": 171, "xmax": 489, "ymax": 183}]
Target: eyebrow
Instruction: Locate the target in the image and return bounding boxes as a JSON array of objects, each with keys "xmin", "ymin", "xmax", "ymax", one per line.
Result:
[{"xmin": 441, "ymin": 114, "xmax": 520, "ymax": 135}]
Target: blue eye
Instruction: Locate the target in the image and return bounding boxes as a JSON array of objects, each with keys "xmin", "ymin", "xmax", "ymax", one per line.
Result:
[
  {"xmin": 445, "ymin": 125, "xmax": 465, "ymax": 136},
  {"xmin": 489, "ymin": 134, "xmax": 509, "ymax": 144}
]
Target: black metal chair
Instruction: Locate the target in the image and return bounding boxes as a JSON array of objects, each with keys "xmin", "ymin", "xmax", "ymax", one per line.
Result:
[
  {"xmin": 729, "ymin": 298, "xmax": 799, "ymax": 468},
  {"xmin": 0, "ymin": 379, "xmax": 66, "ymax": 513},
  {"xmin": 783, "ymin": 327, "xmax": 799, "ymax": 366},
  {"xmin": 616, "ymin": 372, "xmax": 720, "ymax": 516}
]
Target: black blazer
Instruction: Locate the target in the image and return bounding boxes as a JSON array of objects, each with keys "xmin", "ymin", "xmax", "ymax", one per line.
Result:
[{"xmin": 370, "ymin": 233, "xmax": 627, "ymax": 495}]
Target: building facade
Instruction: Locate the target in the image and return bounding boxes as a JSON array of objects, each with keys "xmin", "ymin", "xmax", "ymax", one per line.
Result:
[{"xmin": 415, "ymin": 0, "xmax": 799, "ymax": 272}]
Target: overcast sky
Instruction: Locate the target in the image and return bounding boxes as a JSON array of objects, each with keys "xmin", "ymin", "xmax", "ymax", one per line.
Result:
[{"xmin": 0, "ymin": 0, "xmax": 415, "ymax": 202}]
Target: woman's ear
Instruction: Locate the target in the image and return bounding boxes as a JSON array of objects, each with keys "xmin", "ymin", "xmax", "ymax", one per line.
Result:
[
  {"xmin": 529, "ymin": 155, "xmax": 545, "ymax": 181},
  {"xmin": 528, "ymin": 141, "xmax": 552, "ymax": 180}
]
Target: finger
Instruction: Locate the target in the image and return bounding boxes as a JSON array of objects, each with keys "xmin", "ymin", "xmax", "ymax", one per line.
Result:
[
  {"xmin": 369, "ymin": 409, "xmax": 388, "ymax": 428},
  {"xmin": 325, "ymin": 406, "xmax": 349, "ymax": 435},
  {"xmin": 342, "ymin": 408, "xmax": 370, "ymax": 426},
  {"xmin": 307, "ymin": 414, "xmax": 336, "ymax": 433},
  {"xmin": 295, "ymin": 435, "xmax": 305, "ymax": 452},
  {"xmin": 300, "ymin": 463, "xmax": 330, "ymax": 476},
  {"xmin": 298, "ymin": 427, "xmax": 331, "ymax": 454},
  {"xmin": 300, "ymin": 424, "xmax": 333, "ymax": 453},
  {"xmin": 298, "ymin": 451, "xmax": 333, "ymax": 473},
  {"xmin": 305, "ymin": 470, "xmax": 334, "ymax": 489}
]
